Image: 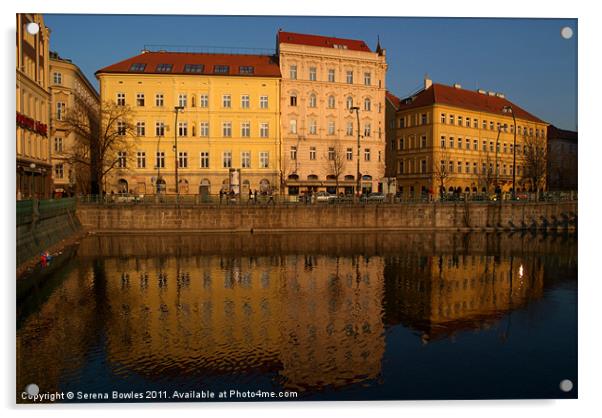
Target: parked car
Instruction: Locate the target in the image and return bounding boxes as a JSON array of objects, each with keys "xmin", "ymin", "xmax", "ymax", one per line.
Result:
[
  {"xmin": 112, "ymin": 193, "xmax": 143, "ymax": 203},
  {"xmin": 362, "ymin": 192, "xmax": 386, "ymax": 202},
  {"xmin": 315, "ymin": 191, "xmax": 336, "ymax": 202}
]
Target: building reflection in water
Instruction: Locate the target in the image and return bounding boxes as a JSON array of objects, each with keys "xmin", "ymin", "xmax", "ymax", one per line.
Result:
[{"xmin": 16, "ymin": 232, "xmax": 576, "ymax": 396}]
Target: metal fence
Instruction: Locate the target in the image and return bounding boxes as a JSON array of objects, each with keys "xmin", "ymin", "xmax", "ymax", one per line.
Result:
[{"xmin": 76, "ymin": 191, "xmax": 577, "ymax": 207}]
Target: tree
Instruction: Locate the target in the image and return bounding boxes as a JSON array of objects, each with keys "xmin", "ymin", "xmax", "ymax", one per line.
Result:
[
  {"xmin": 324, "ymin": 138, "xmax": 347, "ymax": 195},
  {"xmin": 476, "ymin": 152, "xmax": 497, "ymax": 194},
  {"xmin": 522, "ymin": 133, "xmax": 547, "ymax": 194},
  {"xmin": 63, "ymin": 100, "xmax": 137, "ymax": 195},
  {"xmin": 434, "ymin": 150, "xmax": 451, "ymax": 197}
]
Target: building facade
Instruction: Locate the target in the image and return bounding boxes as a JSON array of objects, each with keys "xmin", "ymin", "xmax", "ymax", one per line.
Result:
[
  {"xmin": 16, "ymin": 14, "xmax": 52, "ymax": 200},
  {"xmin": 547, "ymin": 125, "xmax": 577, "ymax": 191},
  {"xmin": 394, "ymin": 78, "xmax": 549, "ymax": 198},
  {"xmin": 49, "ymin": 52, "xmax": 100, "ymax": 196},
  {"xmin": 277, "ymin": 31, "xmax": 387, "ymax": 195},
  {"xmin": 383, "ymin": 91, "xmax": 401, "ymax": 194},
  {"xmin": 96, "ymin": 52, "xmax": 281, "ymax": 196}
]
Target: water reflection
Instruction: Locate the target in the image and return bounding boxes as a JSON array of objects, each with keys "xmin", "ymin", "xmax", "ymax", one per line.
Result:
[{"xmin": 17, "ymin": 232, "xmax": 577, "ymax": 400}]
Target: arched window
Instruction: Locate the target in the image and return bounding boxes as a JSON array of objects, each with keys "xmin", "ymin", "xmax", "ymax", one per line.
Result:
[
  {"xmin": 346, "ymin": 96, "xmax": 353, "ymax": 109},
  {"xmin": 364, "ymin": 97, "xmax": 371, "ymax": 111},
  {"xmin": 309, "ymin": 93, "xmax": 317, "ymax": 108},
  {"xmin": 327, "ymin": 95, "xmax": 335, "ymax": 109}
]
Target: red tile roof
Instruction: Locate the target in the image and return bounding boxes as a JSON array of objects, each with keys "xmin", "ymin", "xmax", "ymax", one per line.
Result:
[
  {"xmin": 386, "ymin": 91, "xmax": 401, "ymax": 110},
  {"xmin": 397, "ymin": 83, "xmax": 546, "ymax": 124},
  {"xmin": 96, "ymin": 51, "xmax": 281, "ymax": 77},
  {"xmin": 277, "ymin": 30, "xmax": 372, "ymax": 52}
]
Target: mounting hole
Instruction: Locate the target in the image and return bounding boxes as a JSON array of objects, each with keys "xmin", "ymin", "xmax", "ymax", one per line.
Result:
[
  {"xmin": 26, "ymin": 22, "xmax": 40, "ymax": 35},
  {"xmin": 25, "ymin": 383, "xmax": 39, "ymax": 396},
  {"xmin": 560, "ymin": 26, "xmax": 573, "ymax": 40},
  {"xmin": 559, "ymin": 379, "xmax": 573, "ymax": 392}
]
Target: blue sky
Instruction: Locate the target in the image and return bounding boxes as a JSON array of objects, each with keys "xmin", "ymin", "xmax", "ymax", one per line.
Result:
[{"xmin": 44, "ymin": 14, "xmax": 577, "ymax": 130}]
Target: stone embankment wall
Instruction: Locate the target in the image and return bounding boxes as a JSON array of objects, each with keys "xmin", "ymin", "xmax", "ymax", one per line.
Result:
[{"xmin": 76, "ymin": 201, "xmax": 577, "ymax": 233}]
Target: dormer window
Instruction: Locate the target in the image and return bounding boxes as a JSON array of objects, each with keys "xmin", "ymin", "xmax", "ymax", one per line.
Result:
[
  {"xmin": 155, "ymin": 63, "xmax": 173, "ymax": 73},
  {"xmin": 239, "ymin": 66, "xmax": 254, "ymax": 75},
  {"xmin": 214, "ymin": 65, "xmax": 229, "ymax": 74},
  {"xmin": 129, "ymin": 63, "xmax": 147, "ymax": 72},
  {"xmin": 183, "ymin": 64, "xmax": 204, "ymax": 73}
]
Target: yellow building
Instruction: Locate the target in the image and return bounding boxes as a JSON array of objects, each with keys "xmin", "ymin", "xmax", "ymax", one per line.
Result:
[
  {"xmin": 96, "ymin": 51, "xmax": 281, "ymax": 195},
  {"xmin": 49, "ymin": 52, "xmax": 100, "ymax": 196},
  {"xmin": 394, "ymin": 78, "xmax": 549, "ymax": 198},
  {"xmin": 277, "ymin": 31, "xmax": 388, "ymax": 196},
  {"xmin": 16, "ymin": 14, "xmax": 52, "ymax": 200}
]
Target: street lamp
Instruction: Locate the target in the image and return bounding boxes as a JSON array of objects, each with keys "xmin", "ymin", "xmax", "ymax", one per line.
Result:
[
  {"xmin": 503, "ymin": 105, "xmax": 517, "ymax": 199},
  {"xmin": 174, "ymin": 105, "xmax": 184, "ymax": 200},
  {"xmin": 349, "ymin": 106, "xmax": 361, "ymax": 198},
  {"xmin": 29, "ymin": 162, "xmax": 36, "ymax": 199}
]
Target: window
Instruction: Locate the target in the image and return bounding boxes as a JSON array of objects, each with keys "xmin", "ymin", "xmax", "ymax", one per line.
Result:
[
  {"xmin": 309, "ymin": 67, "xmax": 317, "ymax": 81},
  {"xmin": 136, "ymin": 93, "xmax": 145, "ymax": 107},
  {"xmin": 241, "ymin": 121, "xmax": 250, "ymax": 137},
  {"xmin": 327, "ymin": 95, "xmax": 335, "ymax": 109},
  {"xmin": 346, "ymin": 96, "xmax": 353, "ymax": 109},
  {"xmin": 53, "ymin": 72, "xmax": 62, "ymax": 84},
  {"xmin": 200, "ymin": 152, "xmax": 209, "ymax": 168},
  {"xmin": 200, "ymin": 121, "xmax": 209, "ymax": 137},
  {"xmin": 137, "ymin": 151, "xmax": 146, "ymax": 168},
  {"xmin": 421, "ymin": 136, "xmax": 427, "ymax": 148},
  {"xmin": 178, "ymin": 94, "xmax": 187, "ymax": 107},
  {"xmin": 346, "ymin": 121, "xmax": 353, "ymax": 136},
  {"xmin": 200, "ymin": 94, "xmax": 209, "ymax": 108},
  {"xmin": 222, "ymin": 94, "xmax": 231, "ymax": 108},
  {"xmin": 136, "ymin": 121, "xmax": 145, "ymax": 136},
  {"xmin": 466, "ymin": 118, "xmax": 471, "ymax": 128},
  {"xmin": 155, "ymin": 63, "xmax": 173, "ymax": 73},
  {"xmin": 309, "ymin": 120, "xmax": 317, "ymax": 135},
  {"xmin": 473, "ymin": 162, "xmax": 477, "ymax": 174},
  {"xmin": 222, "ymin": 151, "xmax": 232, "ymax": 168},
  {"xmin": 449, "ymin": 115, "xmax": 455, "ymax": 125},
  {"xmin": 364, "ymin": 123, "xmax": 371, "ymax": 137},
  {"xmin": 290, "ymin": 146, "xmax": 297, "ymax": 160},
  {"xmin": 309, "ymin": 147, "xmax": 316, "ymax": 160},
  {"xmin": 54, "ymin": 137, "xmax": 63, "ymax": 153},
  {"xmin": 482, "ymin": 120, "xmax": 487, "ymax": 130},
  {"xmin": 178, "ymin": 122, "xmax": 188, "ymax": 137},
  {"xmin": 328, "ymin": 147, "xmax": 335, "ymax": 160},
  {"xmin": 346, "ymin": 148, "xmax": 353, "ymax": 161},
  {"xmin": 421, "ymin": 160, "xmax": 427, "ymax": 174},
  {"xmin": 156, "ymin": 152, "xmax": 165, "ymax": 168},
  {"xmin": 290, "ymin": 94, "xmax": 297, "ymax": 106},
  {"xmin": 155, "ymin": 93, "xmax": 164, "ymax": 107},
  {"xmin": 155, "ymin": 122, "xmax": 165, "ymax": 137},
  {"xmin": 239, "ymin": 66, "xmax": 254, "ymax": 75},
  {"xmin": 328, "ymin": 69, "xmax": 335, "ymax": 82},
  {"xmin": 364, "ymin": 98, "xmax": 371, "ymax": 111},
  {"xmin": 260, "ymin": 151, "xmax": 269, "ymax": 168},
  {"xmin": 440, "ymin": 136, "xmax": 446, "ymax": 148},
  {"xmin": 241, "ymin": 95, "xmax": 250, "ymax": 109},
  {"xmin": 466, "ymin": 161, "xmax": 470, "ymax": 172},
  {"xmin": 364, "ymin": 72, "xmax": 371, "ymax": 86},
  {"xmin": 441, "ymin": 113, "xmax": 446, "ymax": 124},
  {"xmin": 309, "ymin": 93, "xmax": 317, "ymax": 108},
  {"xmin": 260, "ymin": 122, "xmax": 269, "ymax": 138},
  {"xmin": 214, "ymin": 65, "xmax": 229, "ymax": 74},
  {"xmin": 56, "ymin": 102, "xmax": 65, "ymax": 120},
  {"xmin": 458, "ymin": 116, "xmax": 463, "ymax": 126},
  {"xmin": 183, "ymin": 64, "xmax": 203, "ymax": 73},
  {"xmin": 421, "ymin": 113, "xmax": 427, "ymax": 124},
  {"xmin": 222, "ymin": 122, "xmax": 232, "ymax": 137},
  {"xmin": 364, "ymin": 148, "xmax": 371, "ymax": 161},
  {"xmin": 458, "ymin": 138, "xmax": 462, "ymax": 149},
  {"xmin": 482, "ymin": 141, "xmax": 487, "ymax": 152},
  {"xmin": 399, "ymin": 138, "xmax": 405, "ymax": 150},
  {"xmin": 490, "ymin": 121, "xmax": 494, "ymax": 131},
  {"xmin": 241, "ymin": 151, "xmax": 251, "ymax": 168},
  {"xmin": 129, "ymin": 63, "xmax": 146, "ymax": 72},
  {"xmin": 54, "ymin": 164, "xmax": 64, "ymax": 179},
  {"xmin": 398, "ymin": 118, "xmax": 405, "ymax": 128},
  {"xmin": 260, "ymin": 95, "xmax": 268, "ymax": 109},
  {"xmin": 328, "ymin": 121, "xmax": 335, "ymax": 135},
  {"xmin": 289, "ymin": 65, "xmax": 297, "ymax": 80},
  {"xmin": 346, "ymin": 70, "xmax": 353, "ymax": 84},
  {"xmin": 449, "ymin": 137, "xmax": 454, "ymax": 148},
  {"xmin": 473, "ymin": 139, "xmax": 478, "ymax": 150},
  {"xmin": 490, "ymin": 141, "xmax": 494, "ymax": 152},
  {"xmin": 449, "ymin": 161, "xmax": 454, "ymax": 173},
  {"xmin": 117, "ymin": 121, "xmax": 126, "ymax": 136},
  {"xmin": 399, "ymin": 161, "xmax": 404, "ymax": 174},
  {"xmin": 290, "ymin": 119, "xmax": 297, "ymax": 134},
  {"xmin": 117, "ymin": 151, "xmax": 127, "ymax": 168}
]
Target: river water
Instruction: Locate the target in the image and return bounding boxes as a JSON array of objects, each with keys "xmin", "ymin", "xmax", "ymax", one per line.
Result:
[{"xmin": 16, "ymin": 231, "xmax": 577, "ymax": 402}]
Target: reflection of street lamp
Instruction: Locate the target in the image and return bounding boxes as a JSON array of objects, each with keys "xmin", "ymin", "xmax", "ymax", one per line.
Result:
[
  {"xmin": 29, "ymin": 163, "xmax": 36, "ymax": 199},
  {"xmin": 349, "ymin": 106, "xmax": 361, "ymax": 197},
  {"xmin": 503, "ymin": 105, "xmax": 517, "ymax": 199},
  {"xmin": 174, "ymin": 106, "xmax": 184, "ymax": 198}
]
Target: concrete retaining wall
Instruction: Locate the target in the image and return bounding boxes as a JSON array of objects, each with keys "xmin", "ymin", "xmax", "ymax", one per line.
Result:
[{"xmin": 76, "ymin": 201, "xmax": 577, "ymax": 233}]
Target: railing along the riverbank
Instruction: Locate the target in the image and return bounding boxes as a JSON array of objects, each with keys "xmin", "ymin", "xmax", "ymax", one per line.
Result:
[{"xmin": 76, "ymin": 190, "xmax": 577, "ymax": 206}]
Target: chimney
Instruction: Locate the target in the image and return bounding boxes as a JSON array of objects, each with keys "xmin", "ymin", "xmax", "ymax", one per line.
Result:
[
  {"xmin": 424, "ymin": 75, "xmax": 432, "ymax": 90},
  {"xmin": 477, "ymin": 89, "xmax": 486, "ymax": 94},
  {"xmin": 496, "ymin": 92, "xmax": 505, "ymax": 99},
  {"xmin": 487, "ymin": 91, "xmax": 496, "ymax": 96},
  {"xmin": 453, "ymin": 83, "xmax": 462, "ymax": 89}
]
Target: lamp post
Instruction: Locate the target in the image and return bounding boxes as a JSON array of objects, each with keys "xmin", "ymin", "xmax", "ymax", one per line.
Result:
[
  {"xmin": 174, "ymin": 105, "xmax": 184, "ymax": 200},
  {"xmin": 503, "ymin": 105, "xmax": 517, "ymax": 200},
  {"xmin": 495, "ymin": 125, "xmax": 502, "ymax": 193},
  {"xmin": 350, "ymin": 106, "xmax": 361, "ymax": 198},
  {"xmin": 29, "ymin": 162, "xmax": 36, "ymax": 199}
]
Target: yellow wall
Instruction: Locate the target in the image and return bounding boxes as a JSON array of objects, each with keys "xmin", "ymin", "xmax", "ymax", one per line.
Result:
[
  {"xmin": 395, "ymin": 101, "xmax": 549, "ymax": 196},
  {"xmin": 98, "ymin": 73, "xmax": 281, "ymax": 195}
]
